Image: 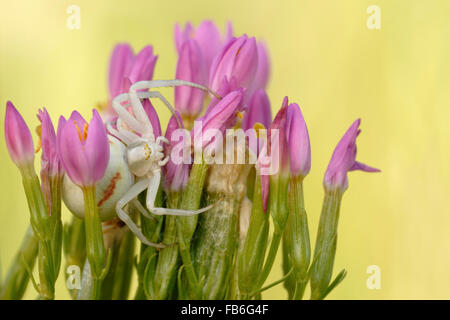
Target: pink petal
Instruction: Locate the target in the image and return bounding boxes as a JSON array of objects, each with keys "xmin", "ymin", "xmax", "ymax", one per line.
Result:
[
  {"xmin": 58, "ymin": 119, "xmax": 90, "ymax": 185},
  {"xmin": 4, "ymin": 101, "xmax": 34, "ymax": 166},
  {"xmin": 108, "ymin": 44, "xmax": 133, "ymax": 98},
  {"xmin": 84, "ymin": 110, "xmax": 109, "ymax": 184},
  {"xmin": 175, "ymin": 39, "xmax": 206, "ymax": 117},
  {"xmin": 142, "ymin": 99, "xmax": 162, "ymax": 138},
  {"xmin": 286, "ymin": 103, "xmax": 311, "ymax": 177},
  {"xmin": 350, "ymin": 161, "xmax": 380, "ymax": 173}
]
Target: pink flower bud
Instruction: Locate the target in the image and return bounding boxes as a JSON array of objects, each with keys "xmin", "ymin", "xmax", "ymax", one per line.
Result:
[
  {"xmin": 175, "ymin": 39, "xmax": 207, "ymax": 118},
  {"xmin": 4, "ymin": 101, "xmax": 34, "ymax": 167},
  {"xmin": 193, "ymin": 89, "xmax": 244, "ymax": 150},
  {"xmin": 108, "ymin": 44, "xmax": 133, "ymax": 99},
  {"xmin": 258, "ymin": 97, "xmax": 289, "ymax": 211},
  {"xmin": 286, "ymin": 103, "xmax": 311, "ymax": 178},
  {"xmin": 142, "ymin": 99, "xmax": 162, "ymax": 138},
  {"xmin": 127, "ymin": 46, "xmax": 158, "ymax": 86},
  {"xmin": 57, "ymin": 110, "xmax": 109, "ymax": 187},
  {"xmin": 37, "ymin": 108, "xmax": 63, "ymax": 177},
  {"xmin": 247, "ymin": 42, "xmax": 270, "ymax": 98},
  {"xmin": 242, "ymin": 89, "xmax": 272, "ymax": 131},
  {"xmin": 175, "ymin": 20, "xmax": 228, "ymax": 72},
  {"xmin": 163, "ymin": 112, "xmax": 190, "ymax": 191},
  {"xmin": 209, "ymin": 35, "xmax": 258, "ymax": 95},
  {"xmin": 108, "ymin": 44, "xmax": 158, "ymax": 99},
  {"xmin": 323, "ymin": 119, "xmax": 380, "ymax": 191}
]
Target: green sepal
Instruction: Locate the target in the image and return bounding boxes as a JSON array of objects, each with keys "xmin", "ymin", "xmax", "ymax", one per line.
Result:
[
  {"xmin": 0, "ymin": 226, "xmax": 39, "ymax": 300},
  {"xmin": 238, "ymin": 173, "xmax": 269, "ymax": 297},
  {"xmin": 316, "ymin": 269, "xmax": 347, "ymax": 300},
  {"xmin": 283, "ymin": 176, "xmax": 311, "ymax": 299},
  {"xmin": 310, "ymin": 189, "xmax": 343, "ymax": 300}
]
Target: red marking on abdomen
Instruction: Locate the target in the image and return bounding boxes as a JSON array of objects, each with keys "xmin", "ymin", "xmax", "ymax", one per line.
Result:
[{"xmin": 98, "ymin": 172, "xmax": 121, "ymax": 207}]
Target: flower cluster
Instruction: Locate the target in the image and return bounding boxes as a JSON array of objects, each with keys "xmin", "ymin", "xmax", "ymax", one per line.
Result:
[{"xmin": 2, "ymin": 20, "xmax": 379, "ymax": 300}]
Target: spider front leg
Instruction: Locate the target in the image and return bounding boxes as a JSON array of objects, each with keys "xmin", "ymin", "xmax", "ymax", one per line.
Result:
[
  {"xmin": 146, "ymin": 169, "xmax": 215, "ymax": 216},
  {"xmin": 112, "ymin": 93, "xmax": 147, "ymax": 134},
  {"xmin": 115, "ymin": 178, "xmax": 166, "ymax": 248}
]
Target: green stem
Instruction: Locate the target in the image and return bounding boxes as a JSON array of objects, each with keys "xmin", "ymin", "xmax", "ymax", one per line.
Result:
[
  {"xmin": 110, "ymin": 228, "xmax": 135, "ymax": 300},
  {"xmin": 310, "ymin": 189, "xmax": 343, "ymax": 300},
  {"xmin": 151, "ymin": 192, "xmax": 180, "ymax": 299},
  {"xmin": 257, "ymin": 175, "xmax": 290, "ymax": 290},
  {"xmin": 82, "ymin": 186, "xmax": 107, "ymax": 300},
  {"xmin": 0, "ymin": 226, "xmax": 39, "ymax": 300},
  {"xmin": 63, "ymin": 217, "xmax": 86, "ymax": 299},
  {"xmin": 20, "ymin": 164, "xmax": 58, "ymax": 299},
  {"xmin": 283, "ymin": 176, "xmax": 311, "ymax": 300},
  {"xmin": 177, "ymin": 162, "xmax": 209, "ymax": 299},
  {"xmin": 238, "ymin": 174, "xmax": 269, "ymax": 298},
  {"xmin": 135, "ymin": 189, "xmax": 164, "ymax": 299},
  {"xmin": 257, "ymin": 231, "xmax": 282, "ymax": 289}
]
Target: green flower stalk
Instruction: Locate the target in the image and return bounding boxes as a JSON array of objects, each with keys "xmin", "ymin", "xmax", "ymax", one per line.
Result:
[
  {"xmin": 4, "ymin": 103, "xmax": 63, "ymax": 299},
  {"xmin": 82, "ymin": 186, "xmax": 109, "ymax": 299},
  {"xmin": 238, "ymin": 173, "xmax": 269, "ymax": 299},
  {"xmin": 148, "ymin": 114, "xmax": 186, "ymax": 300},
  {"xmin": 176, "ymin": 162, "xmax": 209, "ymax": 299},
  {"xmin": 193, "ymin": 160, "xmax": 251, "ymax": 299},
  {"xmin": 0, "ymin": 226, "xmax": 39, "ymax": 300},
  {"xmin": 63, "ymin": 216, "xmax": 86, "ymax": 299},
  {"xmin": 310, "ymin": 119, "xmax": 380, "ymax": 299},
  {"xmin": 100, "ymin": 217, "xmax": 134, "ymax": 300},
  {"xmin": 150, "ymin": 193, "xmax": 180, "ymax": 300},
  {"xmin": 255, "ymin": 98, "xmax": 290, "ymax": 289},
  {"xmin": 283, "ymin": 176, "xmax": 310, "ymax": 299},
  {"xmin": 136, "ymin": 189, "xmax": 164, "ymax": 300},
  {"xmin": 282, "ymin": 102, "xmax": 311, "ymax": 299},
  {"xmin": 57, "ymin": 110, "xmax": 111, "ymax": 299}
]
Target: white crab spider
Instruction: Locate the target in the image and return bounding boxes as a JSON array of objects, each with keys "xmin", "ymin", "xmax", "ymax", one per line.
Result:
[{"xmin": 107, "ymin": 80, "xmax": 221, "ymax": 248}]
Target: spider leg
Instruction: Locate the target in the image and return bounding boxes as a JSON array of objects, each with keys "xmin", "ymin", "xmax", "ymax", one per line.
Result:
[
  {"xmin": 158, "ymin": 157, "xmax": 169, "ymax": 166},
  {"xmin": 146, "ymin": 169, "xmax": 215, "ymax": 216},
  {"xmin": 116, "ymin": 178, "xmax": 166, "ymax": 248},
  {"xmin": 130, "ymin": 80, "xmax": 221, "ymax": 99},
  {"xmin": 132, "ymin": 199, "xmax": 157, "ymax": 222},
  {"xmin": 116, "ymin": 118, "xmax": 142, "ymax": 142},
  {"xmin": 128, "ymin": 90, "xmax": 155, "ymax": 140},
  {"xmin": 106, "ymin": 122, "xmax": 133, "ymax": 145},
  {"xmin": 112, "ymin": 93, "xmax": 147, "ymax": 134},
  {"xmin": 156, "ymin": 136, "xmax": 169, "ymax": 145}
]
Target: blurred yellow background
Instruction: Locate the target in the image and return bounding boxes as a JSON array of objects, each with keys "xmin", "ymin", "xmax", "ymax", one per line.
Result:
[{"xmin": 1, "ymin": 0, "xmax": 449, "ymax": 299}]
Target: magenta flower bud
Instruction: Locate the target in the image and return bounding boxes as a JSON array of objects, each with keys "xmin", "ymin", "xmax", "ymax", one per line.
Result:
[
  {"xmin": 108, "ymin": 43, "xmax": 133, "ymax": 99},
  {"xmin": 142, "ymin": 99, "xmax": 162, "ymax": 137},
  {"xmin": 163, "ymin": 112, "xmax": 190, "ymax": 191},
  {"xmin": 37, "ymin": 108, "xmax": 63, "ymax": 177},
  {"xmin": 267, "ymin": 97, "xmax": 289, "ymax": 173},
  {"xmin": 254, "ymin": 42, "xmax": 270, "ymax": 90},
  {"xmin": 286, "ymin": 103, "xmax": 311, "ymax": 178},
  {"xmin": 323, "ymin": 119, "xmax": 380, "ymax": 191},
  {"xmin": 193, "ymin": 89, "xmax": 244, "ymax": 150},
  {"xmin": 57, "ymin": 110, "xmax": 110, "ymax": 187},
  {"xmin": 209, "ymin": 35, "xmax": 258, "ymax": 95},
  {"xmin": 247, "ymin": 42, "xmax": 270, "ymax": 97},
  {"xmin": 242, "ymin": 89, "xmax": 272, "ymax": 131},
  {"xmin": 127, "ymin": 46, "xmax": 158, "ymax": 85},
  {"xmin": 258, "ymin": 97, "xmax": 289, "ymax": 211},
  {"xmin": 175, "ymin": 39, "xmax": 207, "ymax": 118},
  {"xmin": 108, "ymin": 44, "xmax": 158, "ymax": 99},
  {"xmin": 4, "ymin": 101, "xmax": 34, "ymax": 167},
  {"xmin": 175, "ymin": 20, "xmax": 225, "ymax": 72}
]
